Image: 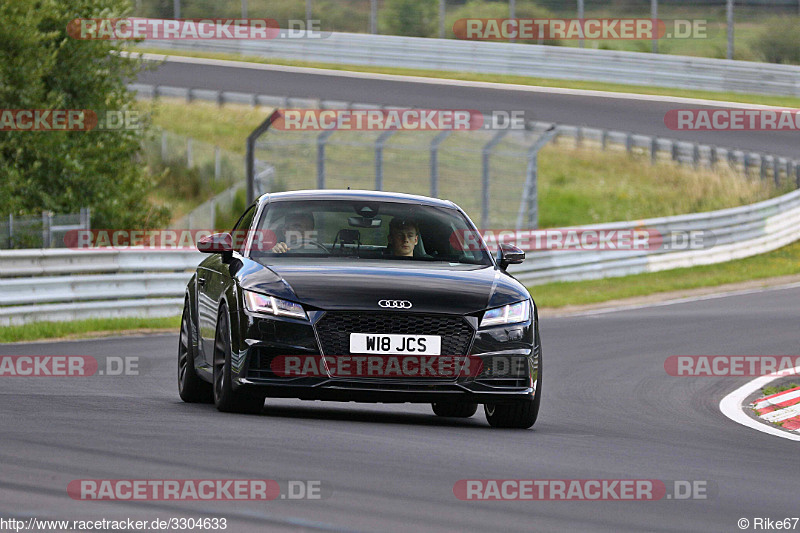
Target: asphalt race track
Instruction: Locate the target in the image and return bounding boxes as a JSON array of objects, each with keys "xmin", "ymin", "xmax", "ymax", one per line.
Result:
[
  {"xmin": 1, "ymin": 287, "xmax": 797, "ymax": 532},
  {"xmin": 137, "ymin": 58, "xmax": 800, "ymax": 159}
]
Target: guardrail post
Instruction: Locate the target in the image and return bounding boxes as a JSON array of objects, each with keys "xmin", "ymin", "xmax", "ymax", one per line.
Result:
[
  {"xmin": 217, "ymin": 90, "xmax": 224, "ymax": 107},
  {"xmin": 7, "ymin": 213, "xmax": 13, "ymax": 249},
  {"xmin": 796, "ymin": 161, "xmax": 800, "ymax": 189},
  {"xmin": 153, "ymin": 85, "xmax": 160, "ymax": 100},
  {"xmin": 650, "ymin": 137, "xmax": 657, "ymax": 164},
  {"xmin": 41, "ymin": 211, "xmax": 52, "ymax": 248},
  {"xmin": 374, "ymin": 130, "xmax": 396, "ymax": 191},
  {"xmin": 760, "ymin": 155, "xmax": 767, "ymax": 181},
  {"xmin": 625, "ymin": 132, "xmax": 633, "ymax": 154},
  {"xmin": 79, "ymin": 207, "xmax": 90, "ymax": 231},
  {"xmin": 214, "ymin": 146, "xmax": 221, "ymax": 181},
  {"xmin": 692, "ymin": 143, "xmax": 700, "ymax": 168},
  {"xmin": 187, "ymin": 87, "xmax": 193, "ymax": 103},
  {"xmin": 482, "ymin": 130, "xmax": 508, "ymax": 230},
  {"xmin": 429, "ymin": 130, "xmax": 451, "ymax": 198},
  {"xmin": 439, "ymin": 0, "xmax": 446, "ymax": 38},
  {"xmin": 317, "ymin": 129, "xmax": 336, "ymax": 189},
  {"xmin": 773, "ymin": 157, "xmax": 781, "ymax": 187},
  {"xmin": 710, "ymin": 146, "xmax": 718, "ymax": 167},
  {"xmin": 601, "ymin": 130, "xmax": 608, "ymax": 150},
  {"xmin": 576, "ymin": 126, "xmax": 582, "ymax": 148},
  {"xmin": 743, "ymin": 153, "xmax": 750, "ymax": 177}
]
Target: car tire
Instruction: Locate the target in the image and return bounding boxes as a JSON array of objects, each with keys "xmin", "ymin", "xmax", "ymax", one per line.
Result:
[
  {"xmin": 484, "ymin": 354, "xmax": 542, "ymax": 429},
  {"xmin": 431, "ymin": 402, "xmax": 478, "ymax": 418},
  {"xmin": 178, "ymin": 301, "xmax": 213, "ymax": 403},
  {"xmin": 213, "ymin": 304, "xmax": 264, "ymax": 414}
]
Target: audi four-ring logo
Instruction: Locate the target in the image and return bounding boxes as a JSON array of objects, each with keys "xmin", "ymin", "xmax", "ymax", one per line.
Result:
[{"xmin": 378, "ymin": 300, "xmax": 412, "ymax": 309}]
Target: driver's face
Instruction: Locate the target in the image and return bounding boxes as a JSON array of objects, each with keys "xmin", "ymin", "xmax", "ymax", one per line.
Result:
[
  {"xmin": 284, "ymin": 217, "xmax": 315, "ymax": 246},
  {"xmin": 285, "ymin": 218, "xmax": 314, "ymax": 234},
  {"xmin": 390, "ymin": 228, "xmax": 418, "ymax": 257}
]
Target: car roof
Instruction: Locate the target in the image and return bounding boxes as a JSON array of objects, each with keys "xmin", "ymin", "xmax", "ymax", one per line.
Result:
[{"xmin": 257, "ymin": 189, "xmax": 457, "ymax": 209}]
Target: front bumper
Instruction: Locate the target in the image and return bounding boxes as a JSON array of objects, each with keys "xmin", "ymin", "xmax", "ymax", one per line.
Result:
[{"xmin": 234, "ymin": 308, "xmax": 539, "ymax": 404}]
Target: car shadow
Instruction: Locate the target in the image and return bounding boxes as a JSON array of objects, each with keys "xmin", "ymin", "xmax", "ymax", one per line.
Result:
[{"xmin": 259, "ymin": 403, "xmax": 489, "ymax": 429}]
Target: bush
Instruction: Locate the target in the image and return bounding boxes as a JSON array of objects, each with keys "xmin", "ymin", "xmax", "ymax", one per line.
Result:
[
  {"xmin": 381, "ymin": 0, "xmax": 437, "ymax": 37},
  {"xmin": 753, "ymin": 17, "xmax": 800, "ymax": 64}
]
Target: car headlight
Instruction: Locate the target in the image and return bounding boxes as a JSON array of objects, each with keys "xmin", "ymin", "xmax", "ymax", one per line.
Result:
[
  {"xmin": 480, "ymin": 300, "xmax": 531, "ymax": 328},
  {"xmin": 243, "ymin": 290, "xmax": 307, "ymax": 320}
]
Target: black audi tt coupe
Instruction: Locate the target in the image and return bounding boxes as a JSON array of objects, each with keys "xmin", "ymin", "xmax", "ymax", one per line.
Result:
[{"xmin": 178, "ymin": 189, "xmax": 541, "ymax": 428}]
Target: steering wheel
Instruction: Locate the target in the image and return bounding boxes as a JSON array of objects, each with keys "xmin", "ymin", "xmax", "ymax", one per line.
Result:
[{"xmin": 303, "ymin": 240, "xmax": 330, "ymax": 253}]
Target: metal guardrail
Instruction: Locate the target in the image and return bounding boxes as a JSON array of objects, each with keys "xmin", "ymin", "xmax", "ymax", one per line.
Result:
[
  {"xmin": 2, "ymin": 187, "xmax": 800, "ymax": 324},
  {"xmin": 0, "ymin": 249, "xmax": 201, "ymax": 326},
  {"xmin": 142, "ymin": 29, "xmax": 800, "ymax": 97},
  {"xmin": 512, "ymin": 188, "xmax": 800, "ymax": 284}
]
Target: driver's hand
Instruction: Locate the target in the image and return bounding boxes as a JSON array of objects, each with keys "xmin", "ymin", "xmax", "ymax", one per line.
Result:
[{"xmin": 272, "ymin": 242, "xmax": 290, "ymax": 253}]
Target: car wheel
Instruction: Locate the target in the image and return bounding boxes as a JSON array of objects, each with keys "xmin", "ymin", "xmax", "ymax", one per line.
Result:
[
  {"xmin": 484, "ymin": 354, "xmax": 541, "ymax": 429},
  {"xmin": 178, "ymin": 301, "xmax": 212, "ymax": 403},
  {"xmin": 431, "ymin": 402, "xmax": 478, "ymax": 418},
  {"xmin": 213, "ymin": 304, "xmax": 264, "ymax": 414}
]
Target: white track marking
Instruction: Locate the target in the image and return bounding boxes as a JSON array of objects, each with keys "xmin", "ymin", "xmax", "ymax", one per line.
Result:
[{"xmin": 719, "ymin": 366, "xmax": 800, "ymax": 442}]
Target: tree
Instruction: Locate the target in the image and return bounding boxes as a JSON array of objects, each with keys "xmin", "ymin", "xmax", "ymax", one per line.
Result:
[{"xmin": 0, "ymin": 0, "xmax": 168, "ymax": 229}]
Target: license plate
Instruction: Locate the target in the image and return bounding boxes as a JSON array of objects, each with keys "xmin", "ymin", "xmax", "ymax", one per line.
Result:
[{"xmin": 349, "ymin": 333, "xmax": 441, "ymax": 355}]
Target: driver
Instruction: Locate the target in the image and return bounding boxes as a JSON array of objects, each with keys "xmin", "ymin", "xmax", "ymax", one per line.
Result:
[
  {"xmin": 387, "ymin": 218, "xmax": 419, "ymax": 257},
  {"xmin": 271, "ymin": 213, "xmax": 316, "ymax": 253}
]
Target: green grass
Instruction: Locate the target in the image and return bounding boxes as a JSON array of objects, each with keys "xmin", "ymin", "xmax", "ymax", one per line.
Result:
[
  {"xmin": 762, "ymin": 383, "xmax": 800, "ymax": 397},
  {"xmin": 135, "ymin": 47, "xmax": 800, "ymax": 109},
  {"xmin": 139, "ymin": 99, "xmax": 268, "ymax": 155},
  {"xmin": 529, "ymin": 239, "xmax": 800, "ymax": 309},
  {"xmin": 0, "ymin": 316, "xmax": 180, "ymax": 344}
]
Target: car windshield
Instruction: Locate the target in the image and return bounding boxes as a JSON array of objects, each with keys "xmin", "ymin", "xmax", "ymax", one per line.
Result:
[{"xmin": 249, "ymin": 199, "xmax": 492, "ymax": 266}]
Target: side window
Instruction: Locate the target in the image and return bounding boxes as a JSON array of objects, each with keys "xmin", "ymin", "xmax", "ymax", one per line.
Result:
[{"xmin": 231, "ymin": 204, "xmax": 257, "ymax": 254}]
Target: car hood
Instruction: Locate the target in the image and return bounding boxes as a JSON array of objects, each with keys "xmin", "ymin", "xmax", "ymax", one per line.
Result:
[{"xmin": 239, "ymin": 261, "xmax": 529, "ymax": 315}]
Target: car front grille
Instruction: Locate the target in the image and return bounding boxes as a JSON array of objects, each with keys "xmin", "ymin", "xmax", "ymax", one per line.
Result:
[{"xmin": 314, "ymin": 312, "xmax": 475, "ymax": 357}]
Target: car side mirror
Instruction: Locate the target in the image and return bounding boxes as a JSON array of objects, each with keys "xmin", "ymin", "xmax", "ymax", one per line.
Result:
[
  {"xmin": 198, "ymin": 232, "xmax": 234, "ymax": 260},
  {"xmin": 497, "ymin": 242, "xmax": 525, "ymax": 270}
]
